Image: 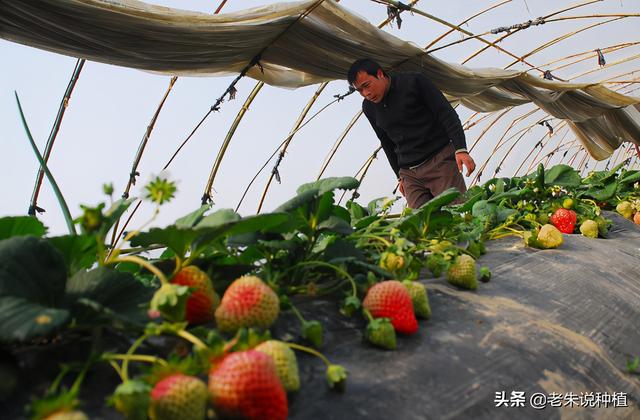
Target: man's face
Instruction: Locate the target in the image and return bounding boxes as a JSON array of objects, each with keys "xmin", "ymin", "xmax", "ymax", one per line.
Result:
[{"xmin": 353, "ymin": 69, "xmax": 388, "ymax": 104}]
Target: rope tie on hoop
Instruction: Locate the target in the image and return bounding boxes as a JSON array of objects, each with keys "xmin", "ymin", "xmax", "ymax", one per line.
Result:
[{"xmin": 491, "ymin": 16, "xmax": 545, "ymax": 34}]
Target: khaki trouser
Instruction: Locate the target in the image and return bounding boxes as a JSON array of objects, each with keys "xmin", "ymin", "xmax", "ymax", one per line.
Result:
[{"xmin": 398, "ymin": 143, "xmax": 467, "ymax": 209}]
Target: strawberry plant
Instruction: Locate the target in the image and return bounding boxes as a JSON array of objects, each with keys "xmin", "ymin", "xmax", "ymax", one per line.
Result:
[{"xmin": 2, "ymin": 163, "xmax": 639, "ymax": 417}]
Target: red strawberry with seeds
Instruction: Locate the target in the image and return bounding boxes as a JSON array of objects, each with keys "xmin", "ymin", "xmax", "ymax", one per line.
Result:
[
  {"xmin": 215, "ymin": 276, "xmax": 279, "ymax": 333},
  {"xmin": 363, "ymin": 280, "xmax": 418, "ymax": 335},
  {"xmin": 209, "ymin": 350, "xmax": 288, "ymax": 420},
  {"xmin": 550, "ymin": 208, "xmax": 577, "ymax": 234},
  {"xmin": 149, "ymin": 373, "xmax": 208, "ymax": 420},
  {"xmin": 171, "ymin": 266, "xmax": 219, "ymax": 324}
]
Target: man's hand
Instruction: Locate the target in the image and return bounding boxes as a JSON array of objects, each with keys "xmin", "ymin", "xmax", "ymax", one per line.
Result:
[{"xmin": 455, "ymin": 152, "xmax": 476, "ymax": 177}]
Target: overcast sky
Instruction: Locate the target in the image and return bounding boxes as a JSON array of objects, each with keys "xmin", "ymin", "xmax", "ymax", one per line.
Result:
[{"xmin": 2, "ymin": 0, "xmax": 638, "ymax": 236}]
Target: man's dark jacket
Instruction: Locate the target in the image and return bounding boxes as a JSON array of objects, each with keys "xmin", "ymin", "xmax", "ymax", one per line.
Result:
[{"xmin": 362, "ymin": 71, "xmax": 467, "ymax": 177}]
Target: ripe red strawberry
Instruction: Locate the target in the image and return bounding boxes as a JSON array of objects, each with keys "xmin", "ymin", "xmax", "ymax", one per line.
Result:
[
  {"xmin": 550, "ymin": 208, "xmax": 577, "ymax": 234},
  {"xmin": 209, "ymin": 350, "xmax": 288, "ymax": 420},
  {"xmin": 149, "ymin": 374, "xmax": 208, "ymax": 420},
  {"xmin": 362, "ymin": 280, "xmax": 418, "ymax": 335},
  {"xmin": 215, "ymin": 276, "xmax": 279, "ymax": 333},
  {"xmin": 171, "ymin": 266, "xmax": 219, "ymax": 324}
]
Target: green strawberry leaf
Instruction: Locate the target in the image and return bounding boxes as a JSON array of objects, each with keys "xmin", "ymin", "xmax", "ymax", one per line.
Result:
[
  {"xmin": 224, "ymin": 213, "xmax": 290, "ymax": 236},
  {"xmin": 544, "ymin": 164, "xmax": 581, "ymax": 187},
  {"xmin": 0, "ymin": 216, "xmax": 47, "ymax": 240},
  {"xmin": 471, "ymin": 200, "xmax": 498, "ymax": 226},
  {"xmin": 274, "ymin": 189, "xmax": 318, "ymax": 213},
  {"xmin": 399, "ymin": 189, "xmax": 460, "ymax": 234},
  {"xmin": 65, "ymin": 267, "xmax": 153, "ymax": 326},
  {"xmin": 194, "ymin": 208, "xmax": 241, "ymax": 229},
  {"xmin": 0, "ymin": 296, "xmax": 70, "ymax": 342},
  {"xmin": 318, "ymin": 216, "xmax": 353, "ymax": 235},
  {"xmin": 296, "ymin": 177, "xmax": 359, "ymax": 196},
  {"xmin": 315, "ymin": 192, "xmax": 335, "ymax": 224},
  {"xmin": 496, "ymin": 207, "xmax": 517, "ymax": 223},
  {"xmin": 426, "ymin": 210, "xmax": 454, "ymax": 233},
  {"xmin": 346, "ymin": 200, "xmax": 368, "ymax": 220},
  {"xmin": 0, "ymin": 236, "xmax": 67, "ymax": 305},
  {"xmin": 322, "ymin": 238, "xmax": 366, "ymax": 262},
  {"xmin": 48, "ymin": 234, "xmax": 97, "ymax": 276},
  {"xmin": 353, "ymin": 214, "xmax": 380, "ymax": 229},
  {"xmin": 367, "ymin": 197, "xmax": 389, "ymax": 216},
  {"xmin": 101, "ymin": 198, "xmax": 136, "ymax": 236},
  {"xmin": 618, "ymin": 170, "xmax": 640, "ymax": 185},
  {"xmin": 130, "ymin": 226, "xmax": 200, "ymax": 257},
  {"xmin": 584, "ymin": 180, "xmax": 618, "ymax": 201},
  {"xmin": 175, "ymin": 205, "xmax": 212, "ymax": 229},
  {"xmin": 456, "ymin": 189, "xmax": 485, "ymax": 213}
]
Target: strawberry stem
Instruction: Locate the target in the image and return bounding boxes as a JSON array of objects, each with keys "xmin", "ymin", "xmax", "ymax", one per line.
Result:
[
  {"xmin": 285, "ymin": 342, "xmax": 331, "ymax": 367},
  {"xmin": 177, "ymin": 330, "xmax": 208, "ymax": 351},
  {"xmin": 108, "ymin": 205, "xmax": 161, "ymax": 260},
  {"xmin": 362, "ymin": 308, "xmax": 374, "ymax": 323},
  {"xmin": 286, "ymin": 260, "xmax": 357, "ymax": 298},
  {"xmin": 103, "ymin": 354, "xmax": 168, "ymax": 367},
  {"xmin": 107, "ymin": 360, "xmax": 125, "ymax": 382},
  {"xmin": 108, "ymin": 256, "xmax": 169, "ymax": 286},
  {"xmin": 121, "ymin": 334, "xmax": 149, "ymax": 382},
  {"xmin": 289, "ymin": 303, "xmax": 307, "ymax": 324},
  {"xmin": 356, "ymin": 234, "xmax": 391, "ymax": 248}
]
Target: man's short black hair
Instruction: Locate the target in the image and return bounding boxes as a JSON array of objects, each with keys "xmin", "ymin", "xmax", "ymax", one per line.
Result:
[{"xmin": 347, "ymin": 58, "xmax": 387, "ymax": 85}]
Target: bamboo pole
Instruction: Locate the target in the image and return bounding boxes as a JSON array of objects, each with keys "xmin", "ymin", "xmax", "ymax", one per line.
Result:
[
  {"xmin": 115, "ymin": 0, "xmax": 329, "ymax": 242},
  {"xmin": 337, "ymin": 147, "xmax": 382, "ymax": 206},
  {"xmin": 250, "ymin": 0, "xmax": 420, "ymax": 213},
  {"xmin": 29, "ymin": 59, "xmax": 85, "ymax": 216},
  {"xmin": 470, "ymin": 108, "xmax": 540, "ymax": 185},
  {"xmin": 517, "ymin": 122, "xmax": 569, "ymax": 175},
  {"xmin": 110, "ymin": 0, "xmax": 232, "ymax": 247},
  {"xmin": 236, "ymin": 95, "xmax": 351, "ymax": 212},
  {"xmin": 492, "ymin": 117, "xmax": 561, "ymax": 179},
  {"xmin": 544, "ymin": 13, "xmax": 640, "ymax": 24},
  {"xmin": 468, "ymin": 107, "xmax": 513, "ymax": 153},
  {"xmin": 455, "ymin": 2, "xmax": 608, "ymax": 171},
  {"xmin": 380, "ymin": 0, "xmax": 542, "ymax": 72},
  {"xmin": 568, "ymin": 53, "xmax": 640, "ymax": 81},
  {"xmin": 316, "ymin": 111, "xmax": 363, "ymax": 180},
  {"xmin": 124, "ymin": 76, "xmax": 177, "ymax": 201},
  {"xmin": 462, "ymin": 8, "xmax": 638, "ymax": 180},
  {"xmin": 160, "ymin": 0, "xmax": 326, "ymax": 174},
  {"xmin": 461, "ymin": 0, "xmax": 603, "ymax": 65},
  {"xmin": 525, "ymin": 42, "xmax": 639, "ymax": 74},
  {"xmin": 472, "ymin": 115, "xmax": 541, "ymax": 184},
  {"xmin": 341, "ymin": 0, "xmax": 518, "ymax": 192},
  {"xmin": 253, "ymin": 0, "xmax": 421, "ymax": 213},
  {"xmin": 423, "ymin": 0, "xmax": 512, "ymax": 51},
  {"xmin": 504, "ymin": 17, "xmax": 627, "ymax": 69},
  {"xmin": 525, "ymin": 43, "xmax": 640, "ymax": 79},
  {"xmin": 255, "ymin": 83, "xmax": 329, "ymax": 212},
  {"xmin": 201, "ymin": 82, "xmax": 265, "ymax": 204}
]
